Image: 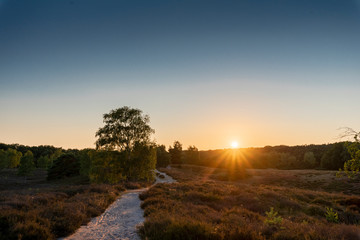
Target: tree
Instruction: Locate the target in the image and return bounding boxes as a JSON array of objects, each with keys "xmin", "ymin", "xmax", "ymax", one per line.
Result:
[
  {"xmin": 47, "ymin": 154, "xmax": 80, "ymax": 180},
  {"xmin": 303, "ymin": 151, "xmax": 316, "ymax": 168},
  {"xmin": 6, "ymin": 148, "xmax": 22, "ymax": 168},
  {"xmin": 18, "ymin": 151, "xmax": 35, "ymax": 177},
  {"xmin": 95, "ymin": 106, "xmax": 155, "ymax": 152},
  {"xmin": 0, "ymin": 149, "xmax": 7, "ymax": 169},
  {"xmin": 156, "ymin": 145, "xmax": 170, "ymax": 168},
  {"xmin": 169, "ymin": 141, "xmax": 183, "ymax": 164},
  {"xmin": 185, "ymin": 145, "xmax": 200, "ymax": 164},
  {"xmin": 37, "ymin": 155, "xmax": 50, "ymax": 169},
  {"xmin": 49, "ymin": 149, "xmax": 62, "ymax": 168},
  {"xmin": 338, "ymin": 128, "xmax": 360, "ymax": 178},
  {"xmin": 320, "ymin": 143, "xmax": 349, "ymax": 170}
]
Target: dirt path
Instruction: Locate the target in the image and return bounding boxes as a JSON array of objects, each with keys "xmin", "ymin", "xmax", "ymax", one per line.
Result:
[{"xmin": 62, "ymin": 170, "xmax": 174, "ymax": 240}]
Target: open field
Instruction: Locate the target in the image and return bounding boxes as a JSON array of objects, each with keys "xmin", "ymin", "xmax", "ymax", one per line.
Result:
[
  {"xmin": 0, "ymin": 169, "xmax": 150, "ymax": 240},
  {"xmin": 139, "ymin": 165, "xmax": 360, "ymax": 240}
]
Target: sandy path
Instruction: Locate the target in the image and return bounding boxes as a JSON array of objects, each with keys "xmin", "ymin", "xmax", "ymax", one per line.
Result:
[{"xmin": 61, "ymin": 170, "xmax": 174, "ymax": 240}]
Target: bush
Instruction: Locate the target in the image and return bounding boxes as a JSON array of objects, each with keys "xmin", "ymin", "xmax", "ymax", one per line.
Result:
[
  {"xmin": 47, "ymin": 154, "xmax": 80, "ymax": 180},
  {"xmin": 264, "ymin": 207, "xmax": 282, "ymax": 226},
  {"xmin": 325, "ymin": 207, "xmax": 339, "ymax": 223}
]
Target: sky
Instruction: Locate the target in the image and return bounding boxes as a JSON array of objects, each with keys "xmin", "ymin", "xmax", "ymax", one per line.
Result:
[{"xmin": 0, "ymin": 0, "xmax": 360, "ymax": 150}]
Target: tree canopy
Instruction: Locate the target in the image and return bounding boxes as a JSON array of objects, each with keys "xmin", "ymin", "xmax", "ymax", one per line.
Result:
[
  {"xmin": 339, "ymin": 128, "xmax": 360, "ymax": 178},
  {"xmin": 18, "ymin": 151, "xmax": 35, "ymax": 177},
  {"xmin": 169, "ymin": 141, "xmax": 183, "ymax": 164},
  {"xmin": 95, "ymin": 106, "xmax": 155, "ymax": 152}
]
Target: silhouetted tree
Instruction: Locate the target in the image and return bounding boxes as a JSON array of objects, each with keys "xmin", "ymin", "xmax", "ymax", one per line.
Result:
[
  {"xmin": 95, "ymin": 106, "xmax": 154, "ymax": 153},
  {"xmin": 169, "ymin": 141, "xmax": 183, "ymax": 164},
  {"xmin": 185, "ymin": 145, "xmax": 200, "ymax": 164},
  {"xmin": 156, "ymin": 145, "xmax": 170, "ymax": 167}
]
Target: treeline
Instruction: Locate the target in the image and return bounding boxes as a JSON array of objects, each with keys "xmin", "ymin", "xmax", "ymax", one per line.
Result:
[
  {"xmin": 0, "ymin": 143, "xmax": 156, "ymax": 183},
  {"xmin": 157, "ymin": 141, "xmax": 352, "ymax": 171},
  {"xmin": 0, "ymin": 141, "xmax": 352, "ymax": 179},
  {"xmin": 0, "ymin": 143, "xmax": 63, "ymax": 169}
]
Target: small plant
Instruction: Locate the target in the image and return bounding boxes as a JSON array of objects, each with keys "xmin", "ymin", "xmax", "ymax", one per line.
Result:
[
  {"xmin": 264, "ymin": 207, "xmax": 283, "ymax": 226},
  {"xmin": 325, "ymin": 207, "xmax": 339, "ymax": 223}
]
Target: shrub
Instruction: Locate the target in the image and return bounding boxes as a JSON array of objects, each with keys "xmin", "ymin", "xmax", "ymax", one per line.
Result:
[
  {"xmin": 325, "ymin": 207, "xmax": 339, "ymax": 223},
  {"xmin": 264, "ymin": 207, "xmax": 283, "ymax": 226},
  {"xmin": 47, "ymin": 154, "xmax": 80, "ymax": 180}
]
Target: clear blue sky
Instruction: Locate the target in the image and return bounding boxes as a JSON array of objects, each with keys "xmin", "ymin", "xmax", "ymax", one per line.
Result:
[{"xmin": 1, "ymin": 0, "xmax": 359, "ymax": 150}]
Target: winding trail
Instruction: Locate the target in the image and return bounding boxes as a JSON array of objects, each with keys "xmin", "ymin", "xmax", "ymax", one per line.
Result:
[{"xmin": 61, "ymin": 170, "xmax": 174, "ymax": 240}]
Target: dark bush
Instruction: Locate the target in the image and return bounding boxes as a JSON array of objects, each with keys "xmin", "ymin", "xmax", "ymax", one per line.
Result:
[{"xmin": 47, "ymin": 154, "xmax": 80, "ymax": 180}]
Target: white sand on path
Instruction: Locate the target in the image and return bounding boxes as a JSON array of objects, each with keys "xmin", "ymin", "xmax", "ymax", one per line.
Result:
[{"xmin": 61, "ymin": 170, "xmax": 174, "ymax": 240}]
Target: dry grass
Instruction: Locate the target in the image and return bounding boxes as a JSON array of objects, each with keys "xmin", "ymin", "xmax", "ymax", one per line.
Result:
[
  {"xmin": 0, "ymin": 169, "xmax": 150, "ymax": 240},
  {"xmin": 139, "ymin": 166, "xmax": 360, "ymax": 240}
]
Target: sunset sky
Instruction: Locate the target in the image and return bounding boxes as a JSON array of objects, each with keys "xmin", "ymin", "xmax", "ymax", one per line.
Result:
[{"xmin": 1, "ymin": 0, "xmax": 360, "ymax": 150}]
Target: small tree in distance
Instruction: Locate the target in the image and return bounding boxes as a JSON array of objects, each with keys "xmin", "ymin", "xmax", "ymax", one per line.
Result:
[
  {"xmin": 156, "ymin": 145, "xmax": 170, "ymax": 168},
  {"xmin": 185, "ymin": 145, "xmax": 200, "ymax": 164},
  {"xmin": 169, "ymin": 141, "xmax": 183, "ymax": 164}
]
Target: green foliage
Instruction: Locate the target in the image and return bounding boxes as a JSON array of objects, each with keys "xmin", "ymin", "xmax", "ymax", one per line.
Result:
[
  {"xmin": 321, "ymin": 142, "xmax": 349, "ymax": 170},
  {"xmin": 156, "ymin": 145, "xmax": 170, "ymax": 168},
  {"xmin": 169, "ymin": 141, "xmax": 183, "ymax": 164},
  {"xmin": 47, "ymin": 154, "xmax": 80, "ymax": 180},
  {"xmin": 0, "ymin": 149, "xmax": 8, "ymax": 169},
  {"xmin": 78, "ymin": 149, "xmax": 93, "ymax": 178},
  {"xmin": 6, "ymin": 149, "xmax": 22, "ymax": 168},
  {"xmin": 88, "ymin": 144, "xmax": 156, "ymax": 183},
  {"xmin": 49, "ymin": 149, "xmax": 63, "ymax": 168},
  {"xmin": 337, "ymin": 128, "xmax": 360, "ymax": 178},
  {"xmin": 341, "ymin": 142, "xmax": 360, "ymax": 178},
  {"xmin": 88, "ymin": 150, "xmax": 127, "ymax": 184},
  {"xmin": 37, "ymin": 155, "xmax": 50, "ymax": 169},
  {"xmin": 0, "ymin": 149, "xmax": 22, "ymax": 169},
  {"xmin": 95, "ymin": 106, "xmax": 155, "ymax": 152},
  {"xmin": 17, "ymin": 151, "xmax": 35, "ymax": 176},
  {"xmin": 325, "ymin": 207, "xmax": 339, "ymax": 223},
  {"xmin": 129, "ymin": 143, "xmax": 156, "ymax": 181},
  {"xmin": 264, "ymin": 207, "xmax": 283, "ymax": 226},
  {"xmin": 303, "ymin": 151, "xmax": 316, "ymax": 168}
]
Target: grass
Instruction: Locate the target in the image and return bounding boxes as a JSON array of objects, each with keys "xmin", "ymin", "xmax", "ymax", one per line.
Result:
[
  {"xmin": 0, "ymin": 169, "xmax": 150, "ymax": 240},
  {"xmin": 139, "ymin": 165, "xmax": 360, "ymax": 240}
]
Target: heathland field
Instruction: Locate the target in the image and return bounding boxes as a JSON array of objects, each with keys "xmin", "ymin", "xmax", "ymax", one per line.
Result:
[
  {"xmin": 0, "ymin": 169, "xmax": 150, "ymax": 239},
  {"xmin": 139, "ymin": 165, "xmax": 360, "ymax": 240}
]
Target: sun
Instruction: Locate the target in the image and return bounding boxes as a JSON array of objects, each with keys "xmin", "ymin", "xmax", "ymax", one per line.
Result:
[{"xmin": 231, "ymin": 141, "xmax": 239, "ymax": 148}]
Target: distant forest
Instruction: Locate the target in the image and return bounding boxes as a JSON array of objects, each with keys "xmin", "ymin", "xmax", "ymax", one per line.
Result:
[
  {"xmin": 185, "ymin": 143, "xmax": 350, "ymax": 170},
  {"xmin": 0, "ymin": 141, "xmax": 351, "ymax": 172}
]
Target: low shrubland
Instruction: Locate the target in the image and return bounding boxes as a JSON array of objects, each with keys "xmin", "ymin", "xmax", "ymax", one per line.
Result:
[
  {"xmin": 139, "ymin": 166, "xmax": 360, "ymax": 240},
  {"xmin": 0, "ymin": 169, "xmax": 150, "ymax": 240}
]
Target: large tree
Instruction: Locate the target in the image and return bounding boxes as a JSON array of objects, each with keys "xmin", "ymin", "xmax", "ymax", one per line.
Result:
[{"xmin": 95, "ymin": 106, "xmax": 154, "ymax": 152}]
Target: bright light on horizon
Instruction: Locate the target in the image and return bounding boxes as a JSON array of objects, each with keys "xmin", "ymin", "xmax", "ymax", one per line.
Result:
[{"xmin": 231, "ymin": 141, "xmax": 239, "ymax": 148}]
